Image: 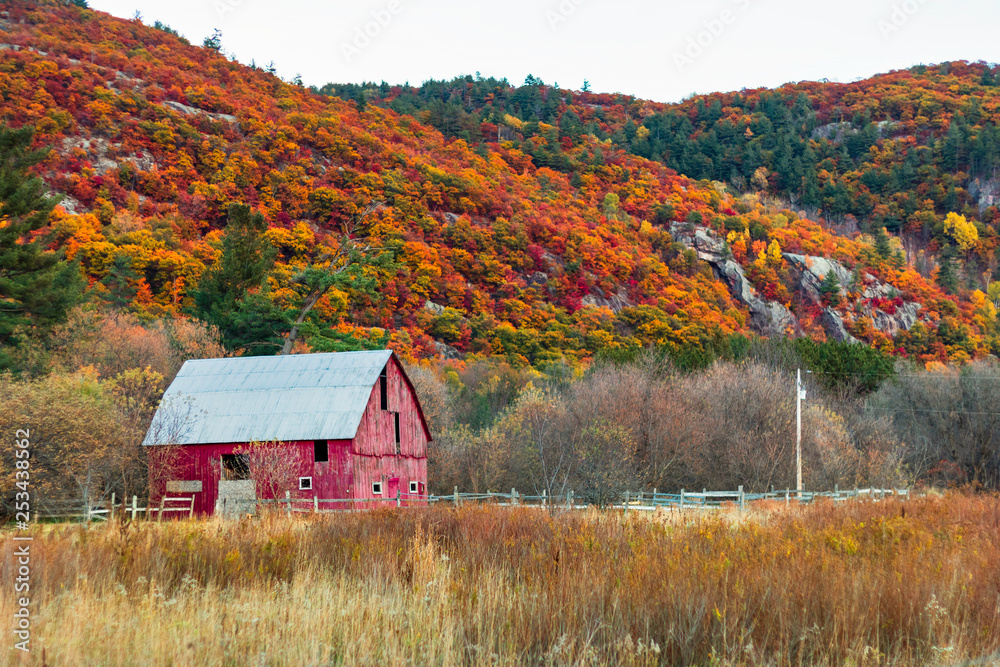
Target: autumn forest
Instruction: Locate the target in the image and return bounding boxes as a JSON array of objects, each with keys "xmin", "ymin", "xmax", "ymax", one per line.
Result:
[{"xmin": 2, "ymin": 0, "xmax": 1000, "ymax": 501}]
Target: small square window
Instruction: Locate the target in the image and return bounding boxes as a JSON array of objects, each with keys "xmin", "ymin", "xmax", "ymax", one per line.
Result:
[
  {"xmin": 299, "ymin": 477, "xmax": 312, "ymax": 490},
  {"xmin": 372, "ymin": 481, "xmax": 383, "ymax": 495},
  {"xmin": 409, "ymin": 481, "xmax": 418, "ymax": 494}
]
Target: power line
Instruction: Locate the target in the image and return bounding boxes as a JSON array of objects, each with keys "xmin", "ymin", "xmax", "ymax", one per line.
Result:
[
  {"xmin": 863, "ymin": 407, "xmax": 1000, "ymax": 416},
  {"xmin": 804, "ymin": 369, "xmax": 1000, "ymax": 381}
]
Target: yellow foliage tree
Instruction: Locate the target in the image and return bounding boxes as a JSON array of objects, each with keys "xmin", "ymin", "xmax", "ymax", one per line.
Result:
[{"xmin": 943, "ymin": 212, "xmax": 978, "ymax": 252}]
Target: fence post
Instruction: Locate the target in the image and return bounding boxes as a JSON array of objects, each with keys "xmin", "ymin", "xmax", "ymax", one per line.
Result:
[
  {"xmin": 511, "ymin": 487, "xmax": 516, "ymax": 506},
  {"xmin": 567, "ymin": 490, "xmax": 573, "ymax": 510},
  {"xmin": 785, "ymin": 491, "xmax": 789, "ymax": 506},
  {"xmin": 131, "ymin": 495, "xmax": 138, "ymax": 521},
  {"xmin": 189, "ymin": 495, "xmax": 196, "ymax": 519},
  {"xmin": 454, "ymin": 486, "xmax": 460, "ymax": 507},
  {"xmin": 109, "ymin": 493, "xmax": 116, "ymax": 522},
  {"xmin": 738, "ymin": 485, "xmax": 744, "ymax": 512},
  {"xmin": 680, "ymin": 488, "xmax": 685, "ymax": 511},
  {"xmin": 157, "ymin": 497, "xmax": 165, "ymax": 522},
  {"xmin": 624, "ymin": 490, "xmax": 629, "ymax": 514},
  {"xmin": 313, "ymin": 496, "xmax": 319, "ymax": 513},
  {"xmin": 284, "ymin": 490, "xmax": 291, "ymax": 517},
  {"xmin": 542, "ymin": 489, "xmax": 547, "ymax": 509},
  {"xmin": 396, "ymin": 490, "xmax": 401, "ymax": 508}
]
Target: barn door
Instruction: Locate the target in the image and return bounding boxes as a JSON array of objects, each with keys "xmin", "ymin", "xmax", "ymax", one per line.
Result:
[{"xmin": 387, "ymin": 477, "xmax": 399, "ymax": 504}]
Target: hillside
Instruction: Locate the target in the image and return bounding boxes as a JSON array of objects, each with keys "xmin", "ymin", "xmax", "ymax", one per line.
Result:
[{"xmin": 1, "ymin": 1, "xmax": 997, "ymax": 368}]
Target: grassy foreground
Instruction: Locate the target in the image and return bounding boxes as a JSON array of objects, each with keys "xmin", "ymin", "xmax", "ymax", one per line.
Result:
[{"xmin": 2, "ymin": 495, "xmax": 999, "ymax": 666}]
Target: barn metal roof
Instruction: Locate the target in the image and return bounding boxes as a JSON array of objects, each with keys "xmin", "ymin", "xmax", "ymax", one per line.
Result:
[{"xmin": 143, "ymin": 350, "xmax": 394, "ymax": 446}]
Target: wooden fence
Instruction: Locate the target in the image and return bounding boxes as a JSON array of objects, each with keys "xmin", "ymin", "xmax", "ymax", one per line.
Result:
[{"xmin": 30, "ymin": 486, "xmax": 912, "ymax": 522}]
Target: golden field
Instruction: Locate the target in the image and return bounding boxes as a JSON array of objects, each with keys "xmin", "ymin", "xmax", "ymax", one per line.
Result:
[{"xmin": 2, "ymin": 494, "xmax": 999, "ymax": 666}]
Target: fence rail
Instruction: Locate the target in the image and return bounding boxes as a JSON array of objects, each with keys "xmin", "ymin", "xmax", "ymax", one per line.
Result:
[{"xmin": 27, "ymin": 486, "xmax": 913, "ymax": 522}]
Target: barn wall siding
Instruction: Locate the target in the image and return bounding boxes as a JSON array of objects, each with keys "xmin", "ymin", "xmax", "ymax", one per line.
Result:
[
  {"xmin": 353, "ymin": 356, "xmax": 428, "ymax": 458},
  {"xmin": 350, "ymin": 454, "xmax": 426, "ymax": 508},
  {"xmin": 153, "ymin": 440, "xmax": 348, "ymax": 515}
]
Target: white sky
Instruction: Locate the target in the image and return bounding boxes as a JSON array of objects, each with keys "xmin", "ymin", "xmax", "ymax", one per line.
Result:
[{"xmin": 89, "ymin": 0, "xmax": 1000, "ymax": 103}]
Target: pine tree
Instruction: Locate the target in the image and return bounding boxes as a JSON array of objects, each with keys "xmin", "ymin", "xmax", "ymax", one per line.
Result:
[
  {"xmin": 874, "ymin": 226, "xmax": 892, "ymax": 259},
  {"xmin": 818, "ymin": 270, "xmax": 842, "ymax": 307},
  {"xmin": 0, "ymin": 125, "xmax": 83, "ymax": 370},
  {"xmin": 936, "ymin": 246, "xmax": 959, "ymax": 294},
  {"xmin": 190, "ymin": 204, "xmax": 287, "ymax": 353}
]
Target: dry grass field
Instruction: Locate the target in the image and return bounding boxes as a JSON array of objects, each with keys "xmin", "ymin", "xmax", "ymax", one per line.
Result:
[{"xmin": 3, "ymin": 494, "xmax": 999, "ymax": 666}]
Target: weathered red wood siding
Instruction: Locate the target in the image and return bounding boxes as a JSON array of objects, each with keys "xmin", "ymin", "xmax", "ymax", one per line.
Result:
[
  {"xmin": 312, "ymin": 440, "xmax": 353, "ymax": 504},
  {"xmin": 151, "ymin": 440, "xmax": 338, "ymax": 515},
  {"xmin": 351, "ymin": 356, "xmax": 429, "ymax": 506}
]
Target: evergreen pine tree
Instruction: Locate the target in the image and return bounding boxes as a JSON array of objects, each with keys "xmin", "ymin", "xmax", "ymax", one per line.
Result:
[
  {"xmin": 190, "ymin": 204, "xmax": 287, "ymax": 353},
  {"xmin": 818, "ymin": 270, "xmax": 842, "ymax": 307},
  {"xmin": 0, "ymin": 125, "xmax": 84, "ymax": 370},
  {"xmin": 874, "ymin": 226, "xmax": 893, "ymax": 259},
  {"xmin": 936, "ymin": 246, "xmax": 960, "ymax": 294}
]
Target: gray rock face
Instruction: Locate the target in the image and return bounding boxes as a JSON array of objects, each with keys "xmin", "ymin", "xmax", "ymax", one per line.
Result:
[
  {"xmin": 423, "ymin": 300, "xmax": 446, "ymax": 316},
  {"xmin": 670, "ymin": 223, "xmax": 929, "ymax": 342},
  {"xmin": 969, "ymin": 176, "xmax": 1000, "ymax": 213},
  {"xmin": 580, "ymin": 286, "xmax": 634, "ymax": 314},
  {"xmin": 783, "ymin": 253, "xmax": 853, "ymax": 303},
  {"xmin": 433, "ymin": 341, "xmax": 463, "ymax": 360},
  {"xmin": 811, "ymin": 120, "xmax": 898, "ymax": 143},
  {"xmin": 822, "ymin": 309, "xmax": 858, "ymax": 344},
  {"xmin": 162, "ymin": 99, "xmax": 237, "ymax": 124},
  {"xmin": 670, "ymin": 223, "xmax": 798, "ymax": 336}
]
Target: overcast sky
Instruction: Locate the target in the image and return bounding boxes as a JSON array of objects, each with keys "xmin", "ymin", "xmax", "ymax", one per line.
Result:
[{"xmin": 89, "ymin": 0, "xmax": 999, "ymax": 103}]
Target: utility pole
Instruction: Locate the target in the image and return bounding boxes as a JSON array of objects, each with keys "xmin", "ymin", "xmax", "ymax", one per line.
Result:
[{"xmin": 796, "ymin": 368, "xmax": 806, "ymax": 496}]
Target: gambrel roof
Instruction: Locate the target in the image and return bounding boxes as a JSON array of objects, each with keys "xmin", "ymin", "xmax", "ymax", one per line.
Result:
[{"xmin": 143, "ymin": 350, "xmax": 428, "ymax": 446}]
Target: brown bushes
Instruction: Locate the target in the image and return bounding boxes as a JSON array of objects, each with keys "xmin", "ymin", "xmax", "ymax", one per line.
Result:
[
  {"xmin": 3, "ymin": 494, "xmax": 999, "ymax": 665},
  {"xmin": 429, "ymin": 357, "xmax": 907, "ymax": 497}
]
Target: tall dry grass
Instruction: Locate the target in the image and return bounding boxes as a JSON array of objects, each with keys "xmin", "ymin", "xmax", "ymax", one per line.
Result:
[{"xmin": 2, "ymin": 494, "xmax": 999, "ymax": 666}]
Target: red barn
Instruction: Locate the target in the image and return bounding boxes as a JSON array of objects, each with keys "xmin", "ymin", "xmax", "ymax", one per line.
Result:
[{"xmin": 143, "ymin": 350, "xmax": 430, "ymax": 515}]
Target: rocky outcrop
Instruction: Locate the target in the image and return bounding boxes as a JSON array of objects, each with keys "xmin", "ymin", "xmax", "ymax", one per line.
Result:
[
  {"xmin": 433, "ymin": 341, "xmax": 463, "ymax": 360},
  {"xmin": 670, "ymin": 223, "xmax": 930, "ymax": 343},
  {"xmin": 161, "ymin": 99, "xmax": 237, "ymax": 124},
  {"xmin": 811, "ymin": 120, "xmax": 899, "ymax": 143},
  {"xmin": 822, "ymin": 309, "xmax": 858, "ymax": 344},
  {"xmin": 783, "ymin": 253, "xmax": 925, "ymax": 339},
  {"xmin": 968, "ymin": 176, "xmax": 1000, "ymax": 214},
  {"xmin": 424, "ymin": 300, "xmax": 447, "ymax": 316},
  {"xmin": 783, "ymin": 254, "xmax": 853, "ymax": 303},
  {"xmin": 669, "ymin": 223, "xmax": 798, "ymax": 336},
  {"xmin": 581, "ymin": 286, "xmax": 633, "ymax": 314}
]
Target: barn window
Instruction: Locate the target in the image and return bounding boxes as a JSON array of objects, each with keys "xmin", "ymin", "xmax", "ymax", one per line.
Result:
[
  {"xmin": 299, "ymin": 477, "xmax": 313, "ymax": 490},
  {"xmin": 372, "ymin": 481, "xmax": 383, "ymax": 495},
  {"xmin": 394, "ymin": 413, "xmax": 401, "ymax": 453},
  {"xmin": 221, "ymin": 454, "xmax": 249, "ymax": 480},
  {"xmin": 409, "ymin": 480, "xmax": 418, "ymax": 494},
  {"xmin": 314, "ymin": 440, "xmax": 328, "ymax": 463},
  {"xmin": 379, "ymin": 365, "xmax": 388, "ymax": 410}
]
